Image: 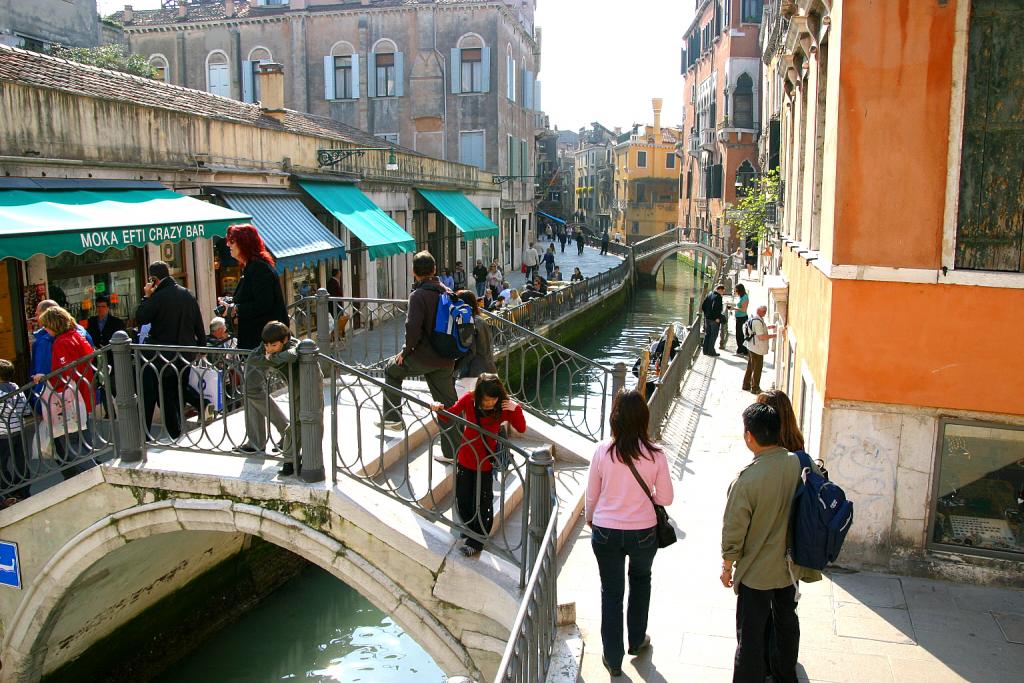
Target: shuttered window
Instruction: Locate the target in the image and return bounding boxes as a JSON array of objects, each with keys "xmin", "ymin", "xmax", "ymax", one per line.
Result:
[{"xmin": 955, "ymin": 0, "xmax": 1024, "ymax": 273}]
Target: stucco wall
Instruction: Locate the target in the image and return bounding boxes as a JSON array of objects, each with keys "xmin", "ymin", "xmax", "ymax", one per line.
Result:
[{"xmin": 779, "ymin": 246, "xmax": 832, "ymax": 414}]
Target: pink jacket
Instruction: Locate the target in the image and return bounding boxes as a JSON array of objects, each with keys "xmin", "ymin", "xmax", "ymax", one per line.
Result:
[{"xmin": 586, "ymin": 439, "xmax": 674, "ymax": 530}]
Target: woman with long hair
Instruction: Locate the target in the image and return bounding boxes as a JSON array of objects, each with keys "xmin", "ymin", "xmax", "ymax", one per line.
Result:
[
  {"xmin": 756, "ymin": 389, "xmax": 805, "ymax": 454},
  {"xmin": 223, "ymin": 224, "xmax": 288, "ymax": 350},
  {"xmin": 733, "ymin": 283, "xmax": 749, "ymax": 357},
  {"xmin": 586, "ymin": 389, "xmax": 674, "ymax": 677}
]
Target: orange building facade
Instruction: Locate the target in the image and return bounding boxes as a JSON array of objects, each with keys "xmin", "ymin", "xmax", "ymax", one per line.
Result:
[
  {"xmin": 679, "ymin": 0, "xmax": 765, "ymax": 250},
  {"xmin": 764, "ymin": 0, "xmax": 1024, "ymax": 582}
]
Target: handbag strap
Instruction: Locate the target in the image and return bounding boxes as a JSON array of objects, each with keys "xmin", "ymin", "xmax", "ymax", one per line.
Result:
[{"xmin": 621, "ymin": 449, "xmax": 657, "ymax": 508}]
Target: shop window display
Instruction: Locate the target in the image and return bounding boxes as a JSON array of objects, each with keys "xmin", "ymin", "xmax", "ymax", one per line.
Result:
[
  {"xmin": 46, "ymin": 248, "xmax": 141, "ymax": 327},
  {"xmin": 932, "ymin": 421, "xmax": 1024, "ymax": 556}
]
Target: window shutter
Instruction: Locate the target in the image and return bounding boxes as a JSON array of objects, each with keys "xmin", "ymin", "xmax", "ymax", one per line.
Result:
[
  {"xmin": 711, "ymin": 164, "xmax": 723, "ymax": 198},
  {"xmin": 534, "ymin": 79, "xmax": 541, "ymax": 110},
  {"xmin": 351, "ymin": 53, "xmax": 360, "ymax": 99},
  {"xmin": 524, "ymin": 70, "xmax": 534, "ymax": 109},
  {"xmin": 480, "ymin": 46, "xmax": 490, "ymax": 92},
  {"xmin": 367, "ymin": 54, "xmax": 377, "ymax": 98},
  {"xmin": 323, "ymin": 55, "xmax": 335, "ymax": 100},
  {"xmin": 451, "ymin": 48, "xmax": 461, "ymax": 93},
  {"xmin": 519, "ymin": 67, "xmax": 526, "ymax": 104},
  {"xmin": 242, "ymin": 60, "xmax": 255, "ymax": 103},
  {"xmin": 394, "ymin": 51, "xmax": 404, "ymax": 97}
]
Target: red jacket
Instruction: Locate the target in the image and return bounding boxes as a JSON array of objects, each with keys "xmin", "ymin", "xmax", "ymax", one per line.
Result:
[
  {"xmin": 50, "ymin": 330, "xmax": 95, "ymax": 411},
  {"xmin": 440, "ymin": 392, "xmax": 526, "ymax": 471}
]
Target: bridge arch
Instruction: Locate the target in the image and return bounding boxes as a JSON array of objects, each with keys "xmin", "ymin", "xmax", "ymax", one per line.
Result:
[
  {"xmin": 637, "ymin": 243, "xmax": 729, "ymax": 278},
  {"xmin": 2, "ymin": 499, "xmax": 476, "ymax": 682}
]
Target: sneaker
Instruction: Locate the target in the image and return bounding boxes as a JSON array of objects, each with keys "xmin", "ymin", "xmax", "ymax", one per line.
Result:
[
  {"xmin": 374, "ymin": 419, "xmax": 405, "ymax": 431},
  {"xmin": 601, "ymin": 655, "xmax": 623, "ymax": 677},
  {"xmin": 458, "ymin": 544, "xmax": 481, "ymax": 558},
  {"xmin": 433, "ymin": 455, "xmax": 455, "ymax": 465},
  {"xmin": 232, "ymin": 444, "xmax": 264, "ymax": 455},
  {"xmin": 627, "ymin": 635, "xmax": 651, "ymax": 656}
]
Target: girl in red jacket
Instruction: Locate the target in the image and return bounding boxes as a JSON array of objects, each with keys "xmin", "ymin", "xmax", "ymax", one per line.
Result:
[{"xmin": 431, "ymin": 373, "xmax": 526, "ymax": 557}]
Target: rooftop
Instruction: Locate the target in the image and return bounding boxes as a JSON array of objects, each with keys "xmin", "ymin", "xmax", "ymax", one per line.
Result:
[{"xmin": 0, "ymin": 44, "xmax": 406, "ymax": 152}]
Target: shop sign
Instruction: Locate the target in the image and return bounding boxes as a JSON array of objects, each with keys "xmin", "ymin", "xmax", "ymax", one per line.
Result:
[{"xmin": 78, "ymin": 224, "xmax": 211, "ymax": 251}]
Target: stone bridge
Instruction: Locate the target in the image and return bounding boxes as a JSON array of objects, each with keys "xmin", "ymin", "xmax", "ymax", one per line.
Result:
[
  {"xmin": 0, "ymin": 450, "xmax": 560, "ymax": 682},
  {"xmin": 633, "ymin": 228, "xmax": 730, "ymax": 280}
]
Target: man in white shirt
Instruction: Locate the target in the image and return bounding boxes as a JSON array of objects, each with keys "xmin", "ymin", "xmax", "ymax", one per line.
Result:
[
  {"xmin": 742, "ymin": 306, "xmax": 772, "ymax": 394},
  {"xmin": 523, "ymin": 242, "xmax": 540, "ymax": 281}
]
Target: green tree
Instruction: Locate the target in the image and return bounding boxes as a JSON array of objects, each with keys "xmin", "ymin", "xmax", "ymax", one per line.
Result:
[
  {"xmin": 731, "ymin": 168, "xmax": 781, "ymax": 244},
  {"xmin": 49, "ymin": 44, "xmax": 157, "ymax": 79}
]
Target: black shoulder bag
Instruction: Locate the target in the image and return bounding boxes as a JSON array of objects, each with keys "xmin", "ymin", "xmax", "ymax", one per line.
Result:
[{"xmin": 623, "ymin": 455, "xmax": 677, "ymax": 548}]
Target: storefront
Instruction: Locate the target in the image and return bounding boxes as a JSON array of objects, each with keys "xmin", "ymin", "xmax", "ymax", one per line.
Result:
[{"xmin": 415, "ymin": 189, "xmax": 500, "ymax": 273}]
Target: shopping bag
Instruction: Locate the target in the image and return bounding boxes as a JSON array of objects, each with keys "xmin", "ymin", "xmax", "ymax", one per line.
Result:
[
  {"xmin": 42, "ymin": 384, "xmax": 87, "ymax": 438},
  {"xmin": 188, "ymin": 365, "xmax": 224, "ymax": 412}
]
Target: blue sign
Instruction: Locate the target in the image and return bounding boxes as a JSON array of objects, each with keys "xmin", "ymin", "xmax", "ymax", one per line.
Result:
[{"xmin": 0, "ymin": 541, "xmax": 22, "ymax": 589}]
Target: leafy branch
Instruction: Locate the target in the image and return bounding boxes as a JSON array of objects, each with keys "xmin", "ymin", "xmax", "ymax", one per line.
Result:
[
  {"xmin": 49, "ymin": 44, "xmax": 158, "ymax": 79},
  {"xmin": 731, "ymin": 168, "xmax": 780, "ymax": 243}
]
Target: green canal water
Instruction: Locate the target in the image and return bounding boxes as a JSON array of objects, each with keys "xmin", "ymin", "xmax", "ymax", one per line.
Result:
[{"xmin": 156, "ymin": 257, "xmax": 702, "ymax": 683}]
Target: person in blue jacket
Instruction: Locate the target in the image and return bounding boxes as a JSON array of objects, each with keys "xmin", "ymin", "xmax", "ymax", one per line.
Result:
[{"xmin": 29, "ymin": 299, "xmax": 93, "ymax": 409}]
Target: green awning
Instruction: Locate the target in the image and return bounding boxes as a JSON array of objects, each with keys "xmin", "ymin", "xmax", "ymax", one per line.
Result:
[
  {"xmin": 417, "ymin": 189, "xmax": 499, "ymax": 240},
  {"xmin": 0, "ymin": 187, "xmax": 250, "ymax": 260},
  {"xmin": 298, "ymin": 181, "xmax": 415, "ymax": 261}
]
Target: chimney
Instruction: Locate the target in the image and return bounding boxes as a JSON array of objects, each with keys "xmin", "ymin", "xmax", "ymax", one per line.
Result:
[
  {"xmin": 177, "ymin": 2, "xmax": 187, "ymax": 20},
  {"xmin": 225, "ymin": 0, "xmax": 235, "ymax": 17},
  {"xmin": 123, "ymin": 5, "xmax": 134, "ymax": 23},
  {"xmin": 652, "ymin": 97, "xmax": 663, "ymax": 135},
  {"xmin": 258, "ymin": 62, "xmax": 286, "ymax": 120}
]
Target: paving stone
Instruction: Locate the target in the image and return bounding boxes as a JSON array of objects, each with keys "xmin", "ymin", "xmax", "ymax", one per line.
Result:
[
  {"xmin": 886, "ymin": 658, "xmax": 970, "ymax": 683},
  {"xmin": 909, "ymin": 607, "xmax": 1004, "ymax": 643},
  {"xmin": 993, "ymin": 612, "xmax": 1024, "ymax": 645}
]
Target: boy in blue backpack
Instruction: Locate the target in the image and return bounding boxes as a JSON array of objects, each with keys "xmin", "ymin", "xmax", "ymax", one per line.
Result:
[
  {"xmin": 380, "ymin": 251, "xmax": 460, "ymax": 462},
  {"xmin": 721, "ymin": 403, "xmax": 822, "ymax": 683}
]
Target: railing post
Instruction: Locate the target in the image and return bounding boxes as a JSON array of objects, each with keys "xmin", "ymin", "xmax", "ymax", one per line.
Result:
[
  {"xmin": 297, "ymin": 340, "xmax": 326, "ymax": 483},
  {"xmin": 110, "ymin": 330, "xmax": 145, "ymax": 463},
  {"xmin": 526, "ymin": 446, "xmax": 555, "ymax": 570},
  {"xmin": 611, "ymin": 361, "xmax": 627, "ymax": 397},
  {"xmin": 314, "ymin": 288, "xmax": 331, "ymax": 353}
]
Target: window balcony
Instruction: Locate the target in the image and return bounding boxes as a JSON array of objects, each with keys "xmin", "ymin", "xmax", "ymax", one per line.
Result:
[
  {"xmin": 700, "ymin": 128, "xmax": 717, "ymax": 150},
  {"xmin": 688, "ymin": 133, "xmax": 701, "ymax": 157}
]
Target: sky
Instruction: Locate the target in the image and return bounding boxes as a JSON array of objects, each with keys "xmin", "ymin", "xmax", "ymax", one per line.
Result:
[{"xmin": 97, "ymin": 0, "xmax": 694, "ymax": 132}]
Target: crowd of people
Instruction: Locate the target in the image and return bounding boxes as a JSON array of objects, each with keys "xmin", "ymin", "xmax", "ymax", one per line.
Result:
[{"xmin": 701, "ymin": 279, "xmax": 773, "ymax": 395}]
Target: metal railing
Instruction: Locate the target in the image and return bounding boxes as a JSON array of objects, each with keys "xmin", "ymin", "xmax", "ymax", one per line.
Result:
[{"xmin": 646, "ymin": 316, "xmax": 704, "ymax": 437}]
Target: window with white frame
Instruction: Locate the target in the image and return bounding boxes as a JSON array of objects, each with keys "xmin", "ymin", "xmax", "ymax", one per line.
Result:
[
  {"xmin": 371, "ymin": 40, "xmax": 402, "ymax": 98},
  {"xmin": 243, "ymin": 47, "xmax": 272, "ymax": 103},
  {"xmin": 148, "ymin": 54, "xmax": 170, "ymax": 83},
  {"xmin": 637, "ymin": 150, "xmax": 648, "ymax": 168},
  {"xmin": 455, "ymin": 34, "xmax": 488, "ymax": 94},
  {"xmin": 325, "ymin": 42, "xmax": 358, "ymax": 100},
  {"xmin": 506, "ymin": 46, "xmax": 517, "ymax": 101},
  {"xmin": 206, "ymin": 51, "xmax": 230, "ymax": 97}
]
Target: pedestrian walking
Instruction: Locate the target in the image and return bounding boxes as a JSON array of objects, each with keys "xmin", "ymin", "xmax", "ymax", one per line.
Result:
[
  {"xmin": 543, "ymin": 244, "xmax": 556, "ymax": 279},
  {"xmin": 379, "ymin": 252, "xmax": 459, "ymax": 460},
  {"xmin": 741, "ymin": 306, "xmax": 771, "ymax": 394},
  {"xmin": 576, "ymin": 229, "xmax": 586, "ymax": 255},
  {"xmin": 732, "ymin": 284, "xmax": 749, "ymax": 357},
  {"xmin": 430, "ymin": 373, "xmax": 526, "ymax": 556},
  {"xmin": 136, "ymin": 261, "xmax": 207, "ymax": 440},
  {"xmin": 440, "ymin": 267, "xmax": 455, "ymax": 290},
  {"xmin": 472, "ymin": 259, "xmax": 488, "ymax": 297},
  {"xmin": 700, "ymin": 285, "xmax": 726, "ymax": 357},
  {"xmin": 601, "ymin": 230, "xmax": 610, "ymax": 255},
  {"xmin": 222, "ymin": 225, "xmax": 289, "ymax": 351},
  {"xmin": 558, "ymin": 227, "xmax": 567, "ymax": 253},
  {"xmin": 586, "ymin": 389, "xmax": 674, "ymax": 677},
  {"xmin": 486, "ymin": 263, "xmax": 503, "ymax": 297},
  {"xmin": 721, "ymin": 403, "xmax": 821, "ymax": 683},
  {"xmin": 29, "ymin": 299, "xmax": 93, "ymax": 411},
  {"xmin": 523, "ymin": 242, "xmax": 540, "ymax": 281},
  {"xmin": 453, "ymin": 261, "xmax": 468, "ymax": 291}
]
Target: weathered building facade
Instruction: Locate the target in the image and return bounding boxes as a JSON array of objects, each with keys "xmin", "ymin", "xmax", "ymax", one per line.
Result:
[
  {"xmin": 679, "ymin": 0, "xmax": 763, "ymax": 250},
  {"xmin": 0, "ymin": 0, "xmax": 102, "ymax": 50},
  {"xmin": 111, "ymin": 0, "xmax": 540, "ymax": 271},
  {"xmin": 762, "ymin": 0, "xmax": 1024, "ymax": 583},
  {"xmin": 572, "ymin": 122, "xmax": 615, "ymax": 234},
  {"xmin": 612, "ymin": 100, "xmax": 681, "ymax": 242}
]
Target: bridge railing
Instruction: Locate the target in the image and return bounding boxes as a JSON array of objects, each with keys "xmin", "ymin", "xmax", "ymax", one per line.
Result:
[
  {"xmin": 646, "ymin": 314, "xmax": 704, "ymax": 438},
  {"xmin": 633, "ymin": 227, "xmax": 684, "ymax": 260}
]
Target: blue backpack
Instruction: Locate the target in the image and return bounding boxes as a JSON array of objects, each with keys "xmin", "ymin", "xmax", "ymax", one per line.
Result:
[
  {"xmin": 428, "ymin": 289, "xmax": 476, "ymax": 359},
  {"xmin": 789, "ymin": 450, "xmax": 854, "ymax": 570}
]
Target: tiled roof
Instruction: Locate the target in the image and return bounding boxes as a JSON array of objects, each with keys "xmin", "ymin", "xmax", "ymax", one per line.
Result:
[
  {"xmin": 0, "ymin": 44, "xmax": 408, "ymax": 151},
  {"xmin": 108, "ymin": 1, "xmax": 455, "ymax": 28}
]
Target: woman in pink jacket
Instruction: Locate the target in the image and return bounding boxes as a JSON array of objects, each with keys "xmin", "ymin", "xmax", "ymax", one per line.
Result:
[{"xmin": 586, "ymin": 389, "xmax": 674, "ymax": 677}]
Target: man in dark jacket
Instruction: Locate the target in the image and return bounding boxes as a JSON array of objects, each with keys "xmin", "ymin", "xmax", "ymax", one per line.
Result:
[
  {"xmin": 379, "ymin": 252, "xmax": 458, "ymax": 459},
  {"xmin": 135, "ymin": 261, "xmax": 206, "ymax": 439},
  {"xmin": 701, "ymin": 284, "xmax": 726, "ymax": 357},
  {"xmin": 85, "ymin": 295, "xmax": 126, "ymax": 348}
]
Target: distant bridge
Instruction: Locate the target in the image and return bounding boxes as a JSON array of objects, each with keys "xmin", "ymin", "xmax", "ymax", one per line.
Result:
[{"xmin": 633, "ymin": 227, "xmax": 730, "ymax": 279}]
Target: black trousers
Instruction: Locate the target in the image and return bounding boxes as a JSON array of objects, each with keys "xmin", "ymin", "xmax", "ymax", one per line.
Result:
[
  {"xmin": 142, "ymin": 356, "xmax": 202, "ymax": 440},
  {"xmin": 734, "ymin": 316, "xmax": 748, "ymax": 355},
  {"xmin": 734, "ymin": 583, "xmax": 800, "ymax": 683},
  {"xmin": 455, "ymin": 464, "xmax": 493, "ymax": 550}
]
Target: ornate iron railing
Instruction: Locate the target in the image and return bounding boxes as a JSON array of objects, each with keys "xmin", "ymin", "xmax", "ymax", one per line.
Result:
[{"xmin": 646, "ymin": 316, "xmax": 704, "ymax": 438}]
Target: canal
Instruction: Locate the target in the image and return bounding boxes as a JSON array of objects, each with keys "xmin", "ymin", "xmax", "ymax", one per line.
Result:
[{"xmin": 157, "ymin": 257, "xmax": 703, "ymax": 682}]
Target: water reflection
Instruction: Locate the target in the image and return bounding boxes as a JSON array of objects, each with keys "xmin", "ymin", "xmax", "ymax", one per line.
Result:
[{"xmin": 156, "ymin": 565, "xmax": 446, "ymax": 683}]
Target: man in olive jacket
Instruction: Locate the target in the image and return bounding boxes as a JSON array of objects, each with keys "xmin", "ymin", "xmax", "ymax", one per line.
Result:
[
  {"xmin": 721, "ymin": 403, "xmax": 821, "ymax": 683},
  {"xmin": 380, "ymin": 251, "xmax": 458, "ymax": 460}
]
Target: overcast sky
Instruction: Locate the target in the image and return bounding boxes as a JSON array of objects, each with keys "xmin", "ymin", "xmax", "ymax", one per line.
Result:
[{"xmin": 97, "ymin": 0, "xmax": 693, "ymax": 132}]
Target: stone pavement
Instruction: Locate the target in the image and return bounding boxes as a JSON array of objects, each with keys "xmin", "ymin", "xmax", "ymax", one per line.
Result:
[
  {"xmin": 491, "ymin": 239, "xmax": 622, "ymax": 292},
  {"xmin": 556, "ymin": 273, "xmax": 1024, "ymax": 682}
]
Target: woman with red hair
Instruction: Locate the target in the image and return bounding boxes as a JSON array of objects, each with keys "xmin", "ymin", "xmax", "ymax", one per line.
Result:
[{"xmin": 223, "ymin": 224, "xmax": 288, "ymax": 350}]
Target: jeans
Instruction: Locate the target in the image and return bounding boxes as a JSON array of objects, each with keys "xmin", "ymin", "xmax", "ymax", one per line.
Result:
[
  {"xmin": 475, "ymin": 281, "xmax": 485, "ymax": 297},
  {"xmin": 591, "ymin": 524, "xmax": 658, "ymax": 669},
  {"xmin": 383, "ymin": 354, "xmax": 458, "ymax": 461},
  {"xmin": 703, "ymin": 319, "xmax": 721, "ymax": 354},
  {"xmin": 735, "ymin": 316, "xmax": 748, "ymax": 355},
  {"xmin": 734, "ymin": 583, "xmax": 800, "ymax": 683},
  {"xmin": 456, "ymin": 464, "xmax": 494, "ymax": 550},
  {"xmin": 742, "ymin": 352, "xmax": 764, "ymax": 393}
]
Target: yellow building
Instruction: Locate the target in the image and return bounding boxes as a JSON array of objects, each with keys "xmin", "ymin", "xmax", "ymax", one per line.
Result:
[{"xmin": 612, "ymin": 98, "xmax": 682, "ymax": 242}]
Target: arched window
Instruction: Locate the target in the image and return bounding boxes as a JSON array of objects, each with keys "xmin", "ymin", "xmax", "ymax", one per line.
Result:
[
  {"xmin": 148, "ymin": 54, "xmax": 169, "ymax": 83},
  {"xmin": 455, "ymin": 33, "xmax": 488, "ymax": 94},
  {"xmin": 735, "ymin": 160, "xmax": 758, "ymax": 197},
  {"xmin": 243, "ymin": 47, "xmax": 272, "ymax": 103},
  {"xmin": 371, "ymin": 39, "xmax": 402, "ymax": 98},
  {"xmin": 506, "ymin": 44, "xmax": 517, "ymax": 101},
  {"xmin": 205, "ymin": 50, "xmax": 230, "ymax": 97},
  {"xmin": 325, "ymin": 41, "xmax": 358, "ymax": 100},
  {"xmin": 734, "ymin": 73, "xmax": 754, "ymax": 129}
]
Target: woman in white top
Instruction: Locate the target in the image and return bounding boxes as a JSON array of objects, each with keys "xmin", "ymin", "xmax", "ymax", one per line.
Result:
[{"xmin": 585, "ymin": 389, "xmax": 674, "ymax": 676}]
